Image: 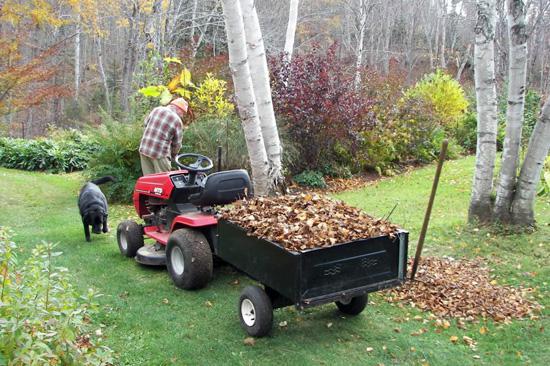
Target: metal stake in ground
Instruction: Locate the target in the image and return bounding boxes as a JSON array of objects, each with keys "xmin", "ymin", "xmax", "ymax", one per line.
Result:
[{"xmin": 410, "ymin": 139, "xmax": 448, "ymax": 281}]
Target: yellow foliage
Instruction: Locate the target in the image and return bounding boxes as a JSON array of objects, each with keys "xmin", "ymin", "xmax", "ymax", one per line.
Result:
[{"xmin": 191, "ymin": 73, "xmax": 234, "ymax": 118}]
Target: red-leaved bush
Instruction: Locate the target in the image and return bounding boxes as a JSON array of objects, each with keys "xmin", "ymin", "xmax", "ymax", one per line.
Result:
[{"xmin": 270, "ymin": 44, "xmax": 376, "ymax": 172}]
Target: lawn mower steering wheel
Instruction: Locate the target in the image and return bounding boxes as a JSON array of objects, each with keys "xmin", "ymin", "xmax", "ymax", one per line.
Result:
[{"xmin": 175, "ymin": 153, "xmax": 214, "ymax": 185}]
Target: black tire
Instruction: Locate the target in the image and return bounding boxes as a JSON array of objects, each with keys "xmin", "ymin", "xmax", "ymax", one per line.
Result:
[
  {"xmin": 238, "ymin": 286, "xmax": 273, "ymax": 337},
  {"xmin": 166, "ymin": 228, "xmax": 213, "ymax": 290},
  {"xmin": 335, "ymin": 294, "xmax": 368, "ymax": 315},
  {"xmin": 117, "ymin": 220, "xmax": 144, "ymax": 257}
]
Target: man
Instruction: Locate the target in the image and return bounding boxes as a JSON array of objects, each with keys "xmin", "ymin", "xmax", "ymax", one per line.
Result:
[{"xmin": 139, "ymin": 97, "xmax": 189, "ymax": 175}]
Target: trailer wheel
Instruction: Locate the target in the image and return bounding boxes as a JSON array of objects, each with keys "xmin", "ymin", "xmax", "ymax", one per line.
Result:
[
  {"xmin": 117, "ymin": 220, "xmax": 144, "ymax": 257},
  {"xmin": 336, "ymin": 294, "xmax": 368, "ymax": 315},
  {"xmin": 166, "ymin": 228, "xmax": 213, "ymax": 290},
  {"xmin": 238, "ymin": 286, "xmax": 273, "ymax": 337}
]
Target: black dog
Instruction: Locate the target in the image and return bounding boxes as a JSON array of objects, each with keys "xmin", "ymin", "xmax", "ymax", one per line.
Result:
[{"xmin": 78, "ymin": 176, "xmax": 114, "ymax": 242}]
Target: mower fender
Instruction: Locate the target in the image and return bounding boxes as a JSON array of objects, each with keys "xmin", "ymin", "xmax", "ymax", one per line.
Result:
[{"xmin": 170, "ymin": 212, "xmax": 218, "ymax": 230}]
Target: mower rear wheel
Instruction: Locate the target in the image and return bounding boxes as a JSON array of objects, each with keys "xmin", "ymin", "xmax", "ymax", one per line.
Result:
[
  {"xmin": 117, "ymin": 220, "xmax": 144, "ymax": 257},
  {"xmin": 166, "ymin": 228, "xmax": 213, "ymax": 290},
  {"xmin": 335, "ymin": 294, "xmax": 368, "ymax": 315},
  {"xmin": 238, "ymin": 286, "xmax": 273, "ymax": 337}
]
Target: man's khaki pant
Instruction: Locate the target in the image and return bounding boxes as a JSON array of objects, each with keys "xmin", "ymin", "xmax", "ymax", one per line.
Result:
[{"xmin": 140, "ymin": 154, "xmax": 172, "ymax": 175}]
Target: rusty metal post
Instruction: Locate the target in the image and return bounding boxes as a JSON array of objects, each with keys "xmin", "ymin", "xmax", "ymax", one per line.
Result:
[{"xmin": 410, "ymin": 139, "xmax": 448, "ymax": 281}]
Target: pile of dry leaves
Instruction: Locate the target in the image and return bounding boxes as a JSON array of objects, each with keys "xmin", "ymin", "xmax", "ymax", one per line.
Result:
[
  {"xmin": 221, "ymin": 193, "xmax": 399, "ymax": 252},
  {"xmin": 386, "ymin": 257, "xmax": 540, "ymax": 321}
]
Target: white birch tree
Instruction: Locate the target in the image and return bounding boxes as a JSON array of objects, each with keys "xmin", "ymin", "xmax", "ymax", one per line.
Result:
[
  {"xmin": 469, "ymin": 0, "xmax": 498, "ymax": 223},
  {"xmin": 494, "ymin": 0, "xmax": 529, "ymax": 222},
  {"xmin": 510, "ymin": 96, "xmax": 550, "ymax": 225},
  {"xmin": 240, "ymin": 0, "xmax": 284, "ymax": 190},
  {"xmin": 284, "ymin": 0, "xmax": 300, "ymax": 62},
  {"xmin": 221, "ymin": 0, "xmax": 270, "ymax": 196},
  {"xmin": 354, "ymin": 0, "xmax": 368, "ymax": 88}
]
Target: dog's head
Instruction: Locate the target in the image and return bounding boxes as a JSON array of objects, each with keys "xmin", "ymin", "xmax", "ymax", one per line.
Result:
[{"xmin": 85, "ymin": 208, "xmax": 106, "ymax": 234}]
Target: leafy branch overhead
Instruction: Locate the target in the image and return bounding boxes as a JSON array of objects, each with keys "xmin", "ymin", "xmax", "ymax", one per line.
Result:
[{"xmin": 138, "ymin": 57, "xmax": 233, "ymax": 117}]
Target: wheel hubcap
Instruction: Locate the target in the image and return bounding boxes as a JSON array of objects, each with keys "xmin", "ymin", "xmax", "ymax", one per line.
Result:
[
  {"xmin": 241, "ymin": 299, "xmax": 256, "ymax": 327},
  {"xmin": 171, "ymin": 246, "xmax": 185, "ymax": 275},
  {"xmin": 120, "ymin": 230, "xmax": 128, "ymax": 251}
]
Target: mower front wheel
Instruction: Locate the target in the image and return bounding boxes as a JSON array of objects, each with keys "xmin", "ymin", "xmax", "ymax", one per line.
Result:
[
  {"xmin": 117, "ymin": 220, "xmax": 144, "ymax": 257},
  {"xmin": 166, "ymin": 228, "xmax": 213, "ymax": 290}
]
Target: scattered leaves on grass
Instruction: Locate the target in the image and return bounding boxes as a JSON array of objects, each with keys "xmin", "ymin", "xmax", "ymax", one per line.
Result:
[
  {"xmin": 386, "ymin": 257, "xmax": 541, "ymax": 322},
  {"xmin": 221, "ymin": 194, "xmax": 399, "ymax": 252},
  {"xmin": 243, "ymin": 337, "xmax": 255, "ymax": 346}
]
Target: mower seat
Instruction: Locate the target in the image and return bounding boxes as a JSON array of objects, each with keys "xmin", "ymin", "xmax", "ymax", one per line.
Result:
[{"xmin": 189, "ymin": 169, "xmax": 252, "ymax": 206}]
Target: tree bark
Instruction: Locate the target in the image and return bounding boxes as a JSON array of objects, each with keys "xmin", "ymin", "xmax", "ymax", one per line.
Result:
[
  {"xmin": 221, "ymin": 0, "xmax": 270, "ymax": 196},
  {"xmin": 354, "ymin": 0, "xmax": 368, "ymax": 88},
  {"xmin": 240, "ymin": 0, "xmax": 284, "ymax": 192},
  {"xmin": 469, "ymin": 0, "xmax": 498, "ymax": 223},
  {"xmin": 456, "ymin": 43, "xmax": 471, "ymax": 81},
  {"xmin": 75, "ymin": 13, "xmax": 81, "ymax": 100},
  {"xmin": 96, "ymin": 36, "xmax": 112, "ymax": 114},
  {"xmin": 494, "ymin": 0, "xmax": 529, "ymax": 222},
  {"xmin": 284, "ymin": 0, "xmax": 300, "ymax": 62},
  {"xmin": 121, "ymin": 4, "xmax": 139, "ymax": 115},
  {"xmin": 510, "ymin": 96, "xmax": 550, "ymax": 225},
  {"xmin": 440, "ymin": 0, "xmax": 447, "ymax": 68}
]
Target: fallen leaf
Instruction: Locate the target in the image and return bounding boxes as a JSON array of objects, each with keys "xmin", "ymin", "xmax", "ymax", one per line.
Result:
[
  {"xmin": 366, "ymin": 347, "xmax": 374, "ymax": 352},
  {"xmin": 279, "ymin": 321, "xmax": 288, "ymax": 327},
  {"xmin": 243, "ymin": 337, "xmax": 255, "ymax": 346},
  {"xmin": 162, "ymin": 298, "xmax": 169, "ymax": 304},
  {"xmin": 205, "ymin": 300, "xmax": 213, "ymax": 308},
  {"xmin": 479, "ymin": 326, "xmax": 487, "ymax": 335},
  {"xmin": 326, "ymin": 322, "xmax": 333, "ymax": 328},
  {"xmin": 449, "ymin": 335, "xmax": 459, "ymax": 343}
]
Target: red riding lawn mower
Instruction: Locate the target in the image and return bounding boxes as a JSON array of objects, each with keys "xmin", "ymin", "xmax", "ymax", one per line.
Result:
[
  {"xmin": 116, "ymin": 153, "xmax": 251, "ymax": 290},
  {"xmin": 117, "ymin": 153, "xmax": 409, "ymax": 337}
]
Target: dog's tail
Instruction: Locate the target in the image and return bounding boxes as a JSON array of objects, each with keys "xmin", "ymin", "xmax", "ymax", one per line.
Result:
[{"xmin": 91, "ymin": 176, "xmax": 116, "ymax": 185}]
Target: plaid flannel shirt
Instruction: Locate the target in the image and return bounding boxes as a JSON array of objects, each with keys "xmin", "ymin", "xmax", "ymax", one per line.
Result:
[{"xmin": 139, "ymin": 105, "xmax": 183, "ymax": 159}]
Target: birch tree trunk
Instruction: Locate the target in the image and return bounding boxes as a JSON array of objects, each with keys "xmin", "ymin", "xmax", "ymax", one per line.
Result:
[
  {"xmin": 510, "ymin": 96, "xmax": 550, "ymax": 225},
  {"xmin": 354, "ymin": 0, "xmax": 368, "ymax": 88},
  {"xmin": 284, "ymin": 0, "xmax": 300, "ymax": 62},
  {"xmin": 96, "ymin": 36, "xmax": 112, "ymax": 114},
  {"xmin": 469, "ymin": 0, "xmax": 498, "ymax": 223},
  {"xmin": 221, "ymin": 0, "xmax": 270, "ymax": 196},
  {"xmin": 74, "ymin": 13, "xmax": 81, "ymax": 100},
  {"xmin": 494, "ymin": 0, "xmax": 528, "ymax": 222},
  {"xmin": 240, "ymin": 0, "xmax": 284, "ymax": 191},
  {"xmin": 440, "ymin": 0, "xmax": 447, "ymax": 68},
  {"xmin": 190, "ymin": 0, "xmax": 199, "ymax": 52}
]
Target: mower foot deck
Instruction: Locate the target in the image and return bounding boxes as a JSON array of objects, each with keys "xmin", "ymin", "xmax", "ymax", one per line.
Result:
[{"xmin": 135, "ymin": 244, "xmax": 166, "ymax": 266}]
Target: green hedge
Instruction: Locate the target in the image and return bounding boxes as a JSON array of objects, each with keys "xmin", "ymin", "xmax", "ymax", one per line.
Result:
[{"xmin": 0, "ymin": 130, "xmax": 98, "ymax": 173}]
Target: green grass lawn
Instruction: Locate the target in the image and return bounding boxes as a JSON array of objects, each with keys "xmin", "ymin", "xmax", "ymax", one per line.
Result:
[{"xmin": 0, "ymin": 156, "xmax": 548, "ymax": 365}]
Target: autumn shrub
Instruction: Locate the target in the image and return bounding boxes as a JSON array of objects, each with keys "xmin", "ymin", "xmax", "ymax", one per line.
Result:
[
  {"xmin": 190, "ymin": 73, "xmax": 235, "ymax": 117},
  {"xmin": 403, "ymin": 70, "xmax": 469, "ymax": 127},
  {"xmin": 0, "ymin": 229, "xmax": 114, "ymax": 365},
  {"xmin": 270, "ymin": 44, "xmax": 376, "ymax": 173},
  {"xmin": 0, "ymin": 129, "xmax": 98, "ymax": 172}
]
